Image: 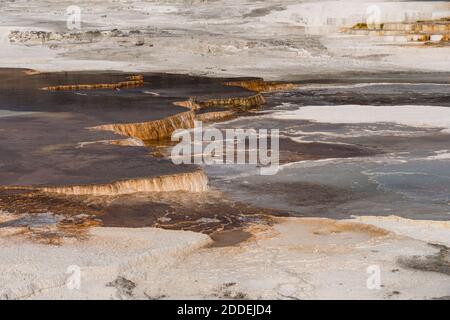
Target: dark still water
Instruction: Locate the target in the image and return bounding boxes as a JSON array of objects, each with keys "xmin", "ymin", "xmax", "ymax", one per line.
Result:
[
  {"xmin": 1, "ymin": 70, "xmax": 450, "ymax": 244},
  {"xmin": 205, "ymin": 80, "xmax": 450, "ymax": 221}
]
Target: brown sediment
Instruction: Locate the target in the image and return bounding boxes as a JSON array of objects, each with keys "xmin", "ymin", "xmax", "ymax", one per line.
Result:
[
  {"xmin": 23, "ymin": 217, "xmax": 100, "ymax": 245},
  {"xmin": 126, "ymin": 190, "xmax": 280, "ymax": 236},
  {"xmin": 0, "ymin": 187, "xmax": 282, "ymax": 245},
  {"xmin": 126, "ymin": 75, "xmax": 144, "ymax": 81},
  {"xmin": 197, "ymin": 94, "xmax": 266, "ymax": 111},
  {"xmin": 245, "ymin": 217, "xmax": 394, "ymax": 255},
  {"xmin": 0, "ymin": 189, "xmax": 102, "ymax": 217},
  {"xmin": 0, "ymin": 210, "xmax": 102, "ymax": 245},
  {"xmin": 351, "ymin": 22, "xmax": 369, "ymax": 30},
  {"xmin": 40, "ymin": 75, "xmax": 144, "ymax": 91},
  {"xmin": 306, "ymin": 219, "xmax": 391, "ymax": 237},
  {"xmin": 40, "ymin": 170, "xmax": 209, "ymax": 196},
  {"xmin": 225, "ymin": 79, "xmax": 297, "ymax": 93},
  {"xmin": 3, "ymin": 225, "xmax": 88, "ymax": 245},
  {"xmin": 195, "ymin": 110, "xmax": 236, "ymax": 122},
  {"xmin": 0, "ymin": 189, "xmax": 102, "ymax": 244},
  {"xmin": 107, "ymin": 190, "xmax": 265, "ymax": 225},
  {"xmin": 174, "ymin": 94, "xmax": 266, "ymax": 112},
  {"xmin": 92, "ymin": 110, "xmax": 196, "ymax": 141}
]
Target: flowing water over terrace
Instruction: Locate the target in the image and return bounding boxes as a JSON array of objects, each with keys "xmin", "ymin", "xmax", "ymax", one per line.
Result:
[
  {"xmin": 0, "ymin": 69, "xmax": 280, "ymax": 244},
  {"xmin": 1, "ymin": 69, "xmax": 450, "ymax": 245}
]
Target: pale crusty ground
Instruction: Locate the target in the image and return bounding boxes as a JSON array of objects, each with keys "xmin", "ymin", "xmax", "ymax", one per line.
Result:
[
  {"xmin": 0, "ymin": 226, "xmax": 212, "ymax": 300},
  {"xmin": 0, "ymin": 1, "xmax": 449, "ymax": 80},
  {"xmin": 1, "ymin": 217, "xmax": 449, "ymax": 300}
]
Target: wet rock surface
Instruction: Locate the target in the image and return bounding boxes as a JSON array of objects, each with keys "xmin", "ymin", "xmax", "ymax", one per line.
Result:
[
  {"xmin": 0, "ymin": 188, "xmax": 283, "ymax": 243},
  {"xmin": 0, "ymin": 69, "xmax": 259, "ymax": 188},
  {"xmin": 0, "ymin": 69, "xmax": 285, "ymax": 241}
]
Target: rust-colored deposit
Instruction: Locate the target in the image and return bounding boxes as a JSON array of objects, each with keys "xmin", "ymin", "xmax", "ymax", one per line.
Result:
[
  {"xmin": 225, "ymin": 79, "xmax": 298, "ymax": 93},
  {"xmin": 198, "ymin": 94, "xmax": 266, "ymax": 111},
  {"xmin": 92, "ymin": 110, "xmax": 196, "ymax": 141},
  {"xmin": 0, "ymin": 70, "xmax": 288, "ymax": 245},
  {"xmin": 0, "ymin": 188, "xmax": 284, "ymax": 245},
  {"xmin": 344, "ymin": 17, "xmax": 450, "ymax": 44},
  {"xmin": 41, "ymin": 75, "xmax": 144, "ymax": 91},
  {"xmin": 40, "ymin": 170, "xmax": 209, "ymax": 196},
  {"xmin": 196, "ymin": 110, "xmax": 236, "ymax": 122},
  {"xmin": 174, "ymin": 94, "xmax": 266, "ymax": 111}
]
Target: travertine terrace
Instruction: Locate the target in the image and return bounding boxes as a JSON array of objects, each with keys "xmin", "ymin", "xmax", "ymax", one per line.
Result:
[
  {"xmin": 0, "ymin": 69, "xmax": 273, "ymax": 236},
  {"xmin": 344, "ymin": 17, "xmax": 450, "ymax": 43},
  {"xmin": 0, "ymin": 70, "xmax": 271, "ymax": 198}
]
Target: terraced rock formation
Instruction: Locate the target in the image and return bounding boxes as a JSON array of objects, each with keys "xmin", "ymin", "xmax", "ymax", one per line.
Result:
[
  {"xmin": 0, "ymin": 69, "xmax": 269, "ymax": 193},
  {"xmin": 0, "ymin": 69, "xmax": 278, "ymax": 238},
  {"xmin": 195, "ymin": 110, "xmax": 236, "ymax": 122},
  {"xmin": 174, "ymin": 93, "xmax": 266, "ymax": 112},
  {"xmin": 92, "ymin": 110, "xmax": 197, "ymax": 141},
  {"xmin": 343, "ymin": 17, "xmax": 450, "ymax": 44},
  {"xmin": 225, "ymin": 79, "xmax": 298, "ymax": 93},
  {"xmin": 41, "ymin": 75, "xmax": 144, "ymax": 91}
]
